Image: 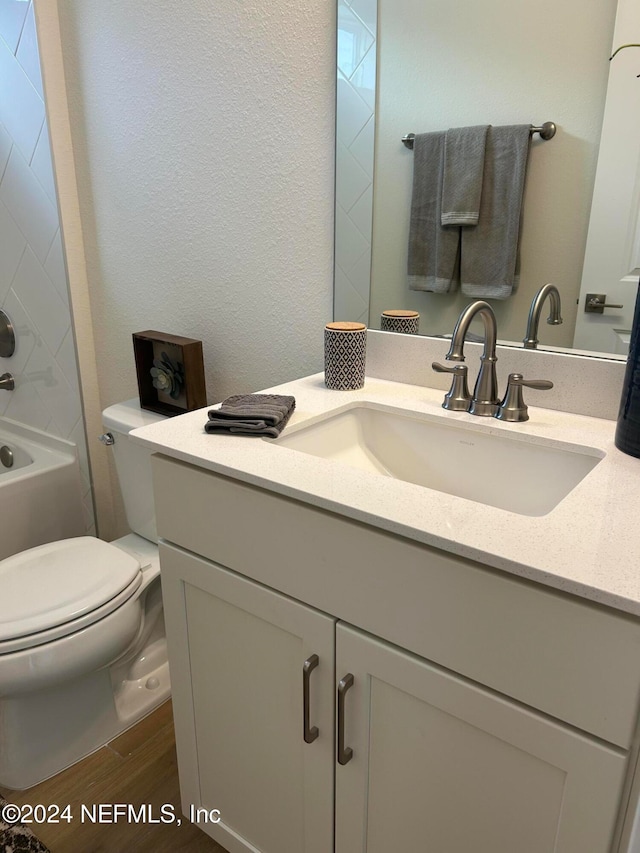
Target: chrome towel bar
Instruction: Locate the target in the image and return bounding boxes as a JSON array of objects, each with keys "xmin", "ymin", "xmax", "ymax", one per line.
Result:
[{"xmin": 401, "ymin": 121, "xmax": 556, "ymax": 150}]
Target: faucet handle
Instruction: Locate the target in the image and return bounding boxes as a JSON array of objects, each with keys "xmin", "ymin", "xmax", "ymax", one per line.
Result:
[
  {"xmin": 0, "ymin": 373, "xmax": 14, "ymax": 391},
  {"xmin": 432, "ymin": 362, "xmax": 471, "ymax": 412},
  {"xmin": 495, "ymin": 373, "xmax": 553, "ymax": 422}
]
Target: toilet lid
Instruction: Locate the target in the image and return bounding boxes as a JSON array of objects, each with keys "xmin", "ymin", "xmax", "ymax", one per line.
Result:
[{"xmin": 0, "ymin": 537, "xmax": 141, "ymax": 642}]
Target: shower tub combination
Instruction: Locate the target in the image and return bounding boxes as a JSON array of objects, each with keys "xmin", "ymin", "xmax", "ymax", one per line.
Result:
[{"xmin": 0, "ymin": 418, "xmax": 85, "ymax": 561}]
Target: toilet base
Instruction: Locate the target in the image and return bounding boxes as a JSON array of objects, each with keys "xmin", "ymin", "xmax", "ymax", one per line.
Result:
[
  {"xmin": 0, "ymin": 660, "xmax": 170, "ymax": 791},
  {"xmin": 0, "ymin": 536, "xmax": 170, "ymax": 790},
  {"xmin": 112, "ymin": 637, "xmax": 171, "ymax": 728}
]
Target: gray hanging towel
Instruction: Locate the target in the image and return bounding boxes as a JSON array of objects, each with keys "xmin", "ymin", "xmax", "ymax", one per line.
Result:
[
  {"xmin": 441, "ymin": 125, "xmax": 489, "ymax": 226},
  {"xmin": 407, "ymin": 132, "xmax": 460, "ymax": 293},
  {"xmin": 461, "ymin": 124, "xmax": 531, "ymax": 300}
]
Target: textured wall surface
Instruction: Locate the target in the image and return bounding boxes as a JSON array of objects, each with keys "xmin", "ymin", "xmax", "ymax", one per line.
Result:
[
  {"xmin": 56, "ymin": 0, "xmax": 335, "ymax": 413},
  {"xmin": 0, "ymin": 0, "xmax": 93, "ymax": 533}
]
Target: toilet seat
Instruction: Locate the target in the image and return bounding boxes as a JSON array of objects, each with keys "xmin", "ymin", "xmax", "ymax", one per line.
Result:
[{"xmin": 0, "ymin": 537, "xmax": 142, "ymax": 654}]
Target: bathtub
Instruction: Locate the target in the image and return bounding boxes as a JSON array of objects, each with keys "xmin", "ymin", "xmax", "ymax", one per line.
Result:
[{"xmin": 0, "ymin": 418, "xmax": 86, "ymax": 560}]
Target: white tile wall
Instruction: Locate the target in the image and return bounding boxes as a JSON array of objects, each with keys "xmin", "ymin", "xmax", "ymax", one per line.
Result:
[
  {"xmin": 0, "ymin": 0, "xmax": 28, "ymax": 55},
  {"xmin": 0, "ymin": 120, "xmax": 10, "ymax": 171},
  {"xmin": 0, "ymin": 145, "xmax": 59, "ymax": 262},
  {"xmin": 0, "ymin": 0, "xmax": 94, "ymax": 533},
  {"xmin": 16, "ymin": 3, "xmax": 42, "ymax": 98},
  {"xmin": 334, "ymin": 0, "xmax": 376, "ymax": 326},
  {"xmin": 0, "ymin": 32, "xmax": 43, "ymax": 160}
]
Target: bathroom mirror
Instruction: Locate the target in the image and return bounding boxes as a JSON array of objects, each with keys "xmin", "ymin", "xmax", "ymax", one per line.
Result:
[{"xmin": 335, "ymin": 0, "xmax": 637, "ymax": 357}]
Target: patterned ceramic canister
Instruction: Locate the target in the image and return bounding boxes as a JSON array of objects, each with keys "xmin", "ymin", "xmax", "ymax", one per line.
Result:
[
  {"xmin": 381, "ymin": 310, "xmax": 420, "ymax": 335},
  {"xmin": 324, "ymin": 322, "xmax": 367, "ymax": 390}
]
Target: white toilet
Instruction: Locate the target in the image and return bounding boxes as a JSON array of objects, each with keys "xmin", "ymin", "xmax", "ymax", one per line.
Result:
[{"xmin": 0, "ymin": 399, "xmax": 170, "ymax": 790}]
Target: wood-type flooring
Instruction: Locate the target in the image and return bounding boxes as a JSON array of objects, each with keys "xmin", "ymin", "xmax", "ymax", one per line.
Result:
[{"xmin": 0, "ymin": 701, "xmax": 227, "ymax": 852}]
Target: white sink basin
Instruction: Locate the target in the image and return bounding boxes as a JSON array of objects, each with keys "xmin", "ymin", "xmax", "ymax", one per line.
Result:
[{"xmin": 275, "ymin": 403, "xmax": 604, "ymax": 516}]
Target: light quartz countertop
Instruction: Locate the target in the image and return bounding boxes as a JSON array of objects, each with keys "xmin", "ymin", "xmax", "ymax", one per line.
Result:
[{"xmin": 131, "ymin": 373, "xmax": 640, "ymax": 616}]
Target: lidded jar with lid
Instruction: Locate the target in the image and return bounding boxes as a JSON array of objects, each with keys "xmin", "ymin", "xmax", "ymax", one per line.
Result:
[
  {"xmin": 324, "ymin": 322, "xmax": 367, "ymax": 390},
  {"xmin": 380, "ymin": 310, "xmax": 420, "ymax": 335}
]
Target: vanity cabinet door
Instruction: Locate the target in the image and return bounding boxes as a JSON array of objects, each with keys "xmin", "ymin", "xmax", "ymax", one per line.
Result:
[
  {"xmin": 335, "ymin": 623, "xmax": 627, "ymax": 853},
  {"xmin": 160, "ymin": 543, "xmax": 335, "ymax": 853}
]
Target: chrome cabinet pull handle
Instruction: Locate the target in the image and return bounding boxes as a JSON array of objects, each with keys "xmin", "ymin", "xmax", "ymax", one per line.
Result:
[
  {"xmin": 337, "ymin": 673, "xmax": 354, "ymax": 765},
  {"xmin": 303, "ymin": 654, "xmax": 319, "ymax": 744}
]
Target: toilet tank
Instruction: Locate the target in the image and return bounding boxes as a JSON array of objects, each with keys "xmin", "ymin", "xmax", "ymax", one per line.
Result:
[{"xmin": 101, "ymin": 399, "xmax": 167, "ymax": 542}]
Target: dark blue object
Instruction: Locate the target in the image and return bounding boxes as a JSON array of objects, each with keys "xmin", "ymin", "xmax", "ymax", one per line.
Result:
[{"xmin": 615, "ymin": 281, "xmax": 640, "ymax": 457}]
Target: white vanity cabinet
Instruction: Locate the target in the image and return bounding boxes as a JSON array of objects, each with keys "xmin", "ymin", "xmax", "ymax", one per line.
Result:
[
  {"xmin": 153, "ymin": 454, "xmax": 640, "ymax": 853},
  {"xmin": 159, "ymin": 544, "xmax": 335, "ymax": 853},
  {"xmin": 335, "ymin": 624, "xmax": 625, "ymax": 853}
]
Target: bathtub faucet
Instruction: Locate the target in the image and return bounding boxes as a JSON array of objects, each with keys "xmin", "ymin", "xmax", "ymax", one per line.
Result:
[{"xmin": 0, "ymin": 373, "xmax": 14, "ymax": 391}]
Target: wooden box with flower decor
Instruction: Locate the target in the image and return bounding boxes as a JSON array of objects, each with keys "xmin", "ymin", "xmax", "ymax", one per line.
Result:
[{"xmin": 132, "ymin": 331, "xmax": 207, "ymax": 416}]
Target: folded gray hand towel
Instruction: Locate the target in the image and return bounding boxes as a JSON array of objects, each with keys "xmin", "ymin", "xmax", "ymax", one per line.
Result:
[
  {"xmin": 461, "ymin": 125, "xmax": 531, "ymax": 300},
  {"xmin": 407, "ymin": 131, "xmax": 460, "ymax": 293},
  {"xmin": 205, "ymin": 394, "xmax": 296, "ymax": 438},
  {"xmin": 441, "ymin": 125, "xmax": 489, "ymax": 226}
]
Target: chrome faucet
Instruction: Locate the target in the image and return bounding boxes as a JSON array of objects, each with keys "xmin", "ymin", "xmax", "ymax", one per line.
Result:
[
  {"xmin": 433, "ymin": 300, "xmax": 499, "ymax": 417},
  {"xmin": 523, "ymin": 283, "xmax": 563, "ymax": 349}
]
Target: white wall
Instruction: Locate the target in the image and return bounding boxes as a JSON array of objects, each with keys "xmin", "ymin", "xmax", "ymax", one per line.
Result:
[
  {"xmin": 369, "ymin": 0, "xmax": 618, "ymax": 347},
  {"xmin": 0, "ymin": 0, "xmax": 93, "ymax": 534},
  {"xmin": 54, "ymin": 0, "xmax": 336, "ymax": 420}
]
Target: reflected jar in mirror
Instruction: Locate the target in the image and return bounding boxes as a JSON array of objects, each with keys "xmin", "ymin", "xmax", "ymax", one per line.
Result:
[
  {"xmin": 381, "ymin": 310, "xmax": 420, "ymax": 335},
  {"xmin": 615, "ymin": 282, "xmax": 640, "ymax": 458},
  {"xmin": 324, "ymin": 322, "xmax": 367, "ymax": 390}
]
